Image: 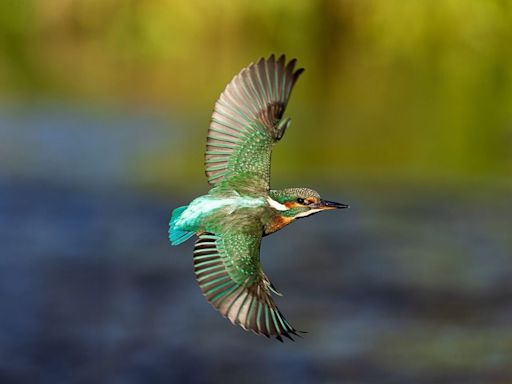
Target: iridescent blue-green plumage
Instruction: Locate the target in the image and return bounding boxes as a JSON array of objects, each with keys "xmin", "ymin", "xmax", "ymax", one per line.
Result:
[{"xmin": 169, "ymin": 55, "xmax": 348, "ymax": 341}]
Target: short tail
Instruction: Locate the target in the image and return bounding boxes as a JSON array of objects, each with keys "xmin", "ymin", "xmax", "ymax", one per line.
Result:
[{"xmin": 169, "ymin": 205, "xmax": 195, "ymax": 245}]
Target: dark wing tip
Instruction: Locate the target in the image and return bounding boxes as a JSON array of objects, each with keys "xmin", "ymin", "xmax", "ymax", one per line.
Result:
[
  {"xmin": 295, "ymin": 330, "xmax": 308, "ymax": 337},
  {"xmin": 263, "ymin": 54, "xmax": 302, "ymax": 70},
  {"xmin": 273, "ymin": 327, "xmax": 307, "ymax": 342},
  {"xmin": 286, "ymin": 58, "xmax": 297, "ymax": 73},
  {"xmin": 281, "ymin": 331, "xmax": 296, "ymax": 342}
]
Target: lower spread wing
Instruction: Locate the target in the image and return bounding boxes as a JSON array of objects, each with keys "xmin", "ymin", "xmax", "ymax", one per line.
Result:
[
  {"xmin": 193, "ymin": 231, "xmax": 299, "ymax": 341},
  {"xmin": 205, "ymin": 54, "xmax": 304, "ymax": 191}
]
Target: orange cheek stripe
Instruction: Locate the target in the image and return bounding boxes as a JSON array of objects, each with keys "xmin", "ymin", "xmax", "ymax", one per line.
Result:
[{"xmin": 284, "ymin": 199, "xmax": 320, "ymax": 209}]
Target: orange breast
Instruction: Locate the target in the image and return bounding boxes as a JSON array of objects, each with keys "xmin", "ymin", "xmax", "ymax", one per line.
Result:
[{"xmin": 264, "ymin": 215, "xmax": 294, "ymax": 235}]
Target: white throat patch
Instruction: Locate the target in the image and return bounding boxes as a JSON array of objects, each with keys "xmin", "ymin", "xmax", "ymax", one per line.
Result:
[
  {"xmin": 266, "ymin": 196, "xmax": 289, "ymax": 211},
  {"xmin": 295, "ymin": 208, "xmax": 323, "ymax": 218}
]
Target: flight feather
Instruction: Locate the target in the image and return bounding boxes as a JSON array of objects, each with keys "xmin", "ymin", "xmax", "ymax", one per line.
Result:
[{"xmin": 205, "ymin": 54, "xmax": 304, "ymax": 190}]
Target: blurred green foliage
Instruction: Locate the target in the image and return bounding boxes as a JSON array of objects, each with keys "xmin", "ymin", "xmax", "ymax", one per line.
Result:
[{"xmin": 1, "ymin": 0, "xmax": 511, "ymax": 188}]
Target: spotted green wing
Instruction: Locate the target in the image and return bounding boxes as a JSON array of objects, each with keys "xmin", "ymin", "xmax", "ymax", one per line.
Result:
[
  {"xmin": 205, "ymin": 54, "xmax": 304, "ymax": 190},
  {"xmin": 193, "ymin": 231, "xmax": 299, "ymax": 341}
]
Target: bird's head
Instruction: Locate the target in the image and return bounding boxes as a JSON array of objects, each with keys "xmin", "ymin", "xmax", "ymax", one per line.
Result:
[{"xmin": 268, "ymin": 188, "xmax": 349, "ymax": 219}]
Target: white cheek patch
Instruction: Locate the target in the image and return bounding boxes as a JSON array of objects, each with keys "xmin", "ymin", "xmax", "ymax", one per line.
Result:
[
  {"xmin": 295, "ymin": 208, "xmax": 323, "ymax": 218},
  {"xmin": 266, "ymin": 196, "xmax": 289, "ymax": 211}
]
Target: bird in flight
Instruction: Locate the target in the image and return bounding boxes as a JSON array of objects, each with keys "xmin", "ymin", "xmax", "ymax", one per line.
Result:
[{"xmin": 169, "ymin": 54, "xmax": 348, "ymax": 341}]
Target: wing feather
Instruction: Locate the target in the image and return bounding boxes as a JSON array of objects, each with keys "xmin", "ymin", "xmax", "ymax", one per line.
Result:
[
  {"xmin": 193, "ymin": 232, "xmax": 299, "ymax": 341},
  {"xmin": 205, "ymin": 54, "xmax": 303, "ymax": 189}
]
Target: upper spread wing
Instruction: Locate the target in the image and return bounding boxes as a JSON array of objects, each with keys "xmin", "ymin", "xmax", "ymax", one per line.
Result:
[
  {"xmin": 193, "ymin": 231, "xmax": 299, "ymax": 341},
  {"xmin": 205, "ymin": 54, "xmax": 303, "ymax": 190}
]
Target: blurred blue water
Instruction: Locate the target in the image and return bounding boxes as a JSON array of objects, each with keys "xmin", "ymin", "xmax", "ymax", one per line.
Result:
[
  {"xmin": 0, "ymin": 179, "xmax": 511, "ymax": 384},
  {"xmin": 0, "ymin": 103, "xmax": 181, "ymax": 187},
  {"xmin": 0, "ymin": 105, "xmax": 511, "ymax": 384}
]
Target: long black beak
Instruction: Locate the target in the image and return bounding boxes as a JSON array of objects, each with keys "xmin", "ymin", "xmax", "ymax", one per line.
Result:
[{"xmin": 319, "ymin": 200, "xmax": 350, "ymax": 210}]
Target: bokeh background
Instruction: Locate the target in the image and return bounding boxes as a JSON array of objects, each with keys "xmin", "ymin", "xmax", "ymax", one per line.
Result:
[{"xmin": 1, "ymin": 1, "xmax": 511, "ymax": 383}]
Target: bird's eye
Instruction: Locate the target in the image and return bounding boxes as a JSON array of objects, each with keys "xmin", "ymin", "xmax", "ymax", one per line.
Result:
[{"xmin": 296, "ymin": 198, "xmax": 305, "ymax": 204}]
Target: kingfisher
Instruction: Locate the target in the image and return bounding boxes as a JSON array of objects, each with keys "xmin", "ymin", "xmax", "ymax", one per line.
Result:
[{"xmin": 169, "ymin": 54, "xmax": 348, "ymax": 341}]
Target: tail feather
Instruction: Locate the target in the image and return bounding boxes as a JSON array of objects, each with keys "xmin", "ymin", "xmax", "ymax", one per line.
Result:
[{"xmin": 169, "ymin": 205, "xmax": 195, "ymax": 245}]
